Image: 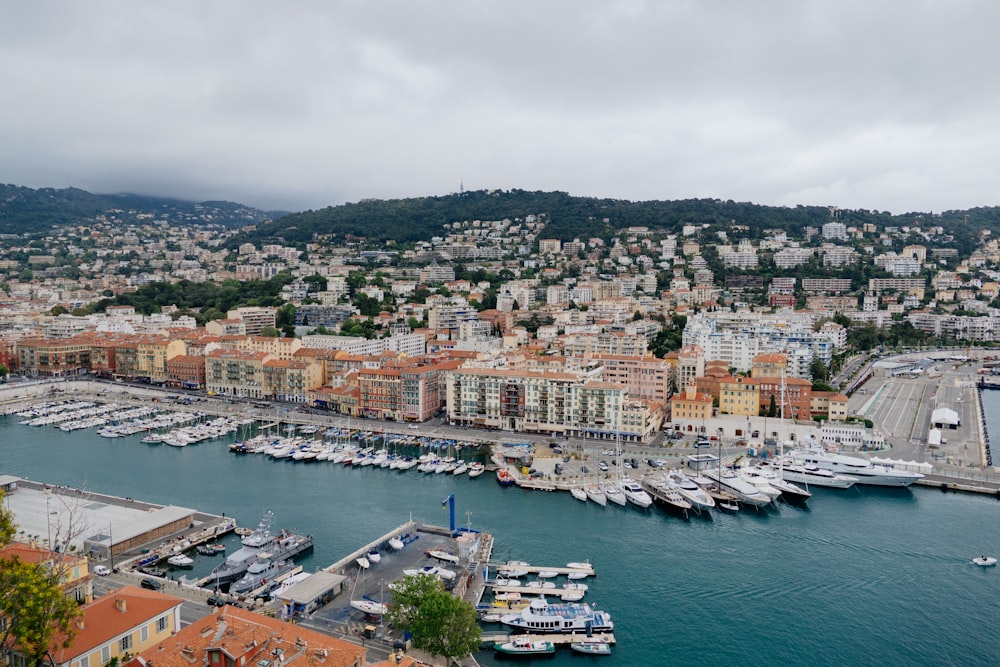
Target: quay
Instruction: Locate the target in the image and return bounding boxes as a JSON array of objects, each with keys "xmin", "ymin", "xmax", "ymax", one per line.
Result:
[
  {"xmin": 493, "ymin": 562, "xmax": 595, "ymax": 577},
  {"xmin": 480, "ymin": 631, "xmax": 616, "ymax": 646}
]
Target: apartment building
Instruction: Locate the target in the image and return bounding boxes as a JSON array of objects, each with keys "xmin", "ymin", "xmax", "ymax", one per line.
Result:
[{"xmin": 204, "ymin": 349, "xmax": 275, "ymax": 398}]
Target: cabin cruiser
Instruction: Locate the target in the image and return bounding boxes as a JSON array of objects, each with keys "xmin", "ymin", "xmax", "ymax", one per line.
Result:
[
  {"xmin": 620, "ymin": 478, "xmax": 653, "ymax": 508},
  {"xmin": 666, "ymin": 470, "xmax": 716, "ymax": 510},
  {"xmin": 789, "ymin": 447, "xmax": 924, "ymax": 487},
  {"xmin": 762, "ymin": 456, "xmax": 858, "ymax": 489},
  {"xmin": 699, "ymin": 468, "xmax": 772, "ymax": 507},
  {"xmin": 640, "ymin": 476, "xmax": 692, "ymax": 512}
]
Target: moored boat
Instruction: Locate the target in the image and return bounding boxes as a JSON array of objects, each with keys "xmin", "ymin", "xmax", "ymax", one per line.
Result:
[
  {"xmin": 167, "ymin": 553, "xmax": 194, "ymax": 568},
  {"xmin": 571, "ymin": 641, "xmax": 612, "ymax": 655},
  {"xmin": 496, "ymin": 468, "xmax": 516, "ymax": 486},
  {"xmin": 493, "ymin": 636, "xmax": 555, "ymax": 655}
]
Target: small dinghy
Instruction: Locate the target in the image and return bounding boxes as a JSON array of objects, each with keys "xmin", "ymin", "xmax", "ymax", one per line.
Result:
[{"xmin": 973, "ymin": 555, "xmax": 997, "ymax": 567}]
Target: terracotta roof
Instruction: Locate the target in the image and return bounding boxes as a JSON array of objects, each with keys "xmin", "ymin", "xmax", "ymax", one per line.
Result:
[
  {"xmin": 136, "ymin": 606, "xmax": 364, "ymax": 667},
  {"xmin": 52, "ymin": 586, "xmax": 183, "ymax": 662}
]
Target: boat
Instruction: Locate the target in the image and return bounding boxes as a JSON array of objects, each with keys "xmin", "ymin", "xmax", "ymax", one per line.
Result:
[
  {"xmin": 666, "ymin": 470, "xmax": 716, "ymax": 510},
  {"xmin": 493, "ymin": 637, "xmax": 555, "ymax": 655},
  {"xmin": 350, "ymin": 598, "xmax": 389, "ymax": 615},
  {"xmin": 744, "ymin": 464, "xmax": 812, "ymax": 502},
  {"xmin": 570, "ymin": 487, "xmax": 588, "ymax": 502},
  {"xmin": 699, "ymin": 467, "xmax": 772, "ymax": 508},
  {"xmin": 585, "ymin": 483, "xmax": 607, "ymax": 506},
  {"xmin": 789, "ymin": 446, "xmax": 924, "ymax": 487},
  {"xmin": 642, "ymin": 476, "xmax": 694, "ymax": 513},
  {"xmin": 571, "ymin": 641, "xmax": 612, "ymax": 655},
  {"xmin": 229, "ymin": 554, "xmax": 297, "ymax": 595},
  {"xmin": 763, "ymin": 456, "xmax": 858, "ymax": 489},
  {"xmin": 402, "ymin": 564, "xmax": 456, "ymax": 581},
  {"xmin": 501, "ymin": 597, "xmax": 614, "ymax": 633},
  {"xmin": 388, "ymin": 536, "xmax": 405, "ymax": 551},
  {"xmin": 426, "ymin": 549, "xmax": 460, "ymax": 564},
  {"xmin": 196, "ymin": 543, "xmax": 226, "ymax": 556},
  {"xmin": 536, "ymin": 570, "xmax": 559, "ymax": 578},
  {"xmin": 468, "ymin": 462, "xmax": 485, "ymax": 478},
  {"xmin": 973, "ymin": 556, "xmax": 997, "ymax": 567},
  {"xmin": 167, "ymin": 553, "xmax": 194, "ymax": 568},
  {"xmin": 209, "ymin": 511, "xmax": 314, "ymax": 585},
  {"xmin": 620, "ymin": 478, "xmax": 653, "ymax": 508},
  {"xmin": 602, "ymin": 481, "xmax": 627, "ymax": 506},
  {"xmin": 367, "ymin": 548, "xmax": 381, "ymax": 564},
  {"xmin": 496, "ymin": 468, "xmax": 516, "ymax": 486},
  {"xmin": 356, "ymin": 556, "xmax": 370, "ymax": 569}
]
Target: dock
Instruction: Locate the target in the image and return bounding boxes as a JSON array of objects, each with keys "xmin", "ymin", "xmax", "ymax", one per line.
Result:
[
  {"xmin": 481, "ymin": 632, "xmax": 616, "ymax": 646},
  {"xmin": 493, "ymin": 562, "xmax": 595, "ymax": 577}
]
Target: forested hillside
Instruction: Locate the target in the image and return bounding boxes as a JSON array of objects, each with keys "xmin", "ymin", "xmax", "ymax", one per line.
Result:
[
  {"xmin": 0, "ymin": 184, "xmax": 276, "ymax": 235},
  {"xmin": 234, "ymin": 188, "xmax": 1000, "ymax": 254}
]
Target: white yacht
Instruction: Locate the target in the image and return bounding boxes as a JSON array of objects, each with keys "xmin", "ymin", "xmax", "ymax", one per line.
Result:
[
  {"xmin": 602, "ymin": 481, "xmax": 627, "ymax": 506},
  {"xmin": 585, "ymin": 483, "xmax": 607, "ymax": 506},
  {"xmin": 790, "ymin": 447, "xmax": 924, "ymax": 487},
  {"xmin": 620, "ymin": 479, "xmax": 653, "ymax": 509},
  {"xmin": 666, "ymin": 470, "xmax": 716, "ymax": 510},
  {"xmin": 699, "ymin": 468, "xmax": 773, "ymax": 507},
  {"xmin": 764, "ymin": 456, "xmax": 857, "ymax": 489}
]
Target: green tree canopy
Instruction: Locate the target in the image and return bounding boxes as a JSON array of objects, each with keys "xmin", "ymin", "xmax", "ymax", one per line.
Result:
[
  {"xmin": 0, "ymin": 491, "xmax": 82, "ymax": 666},
  {"xmin": 387, "ymin": 574, "xmax": 481, "ymax": 660}
]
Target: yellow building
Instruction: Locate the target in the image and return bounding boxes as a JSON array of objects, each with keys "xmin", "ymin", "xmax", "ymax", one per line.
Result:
[
  {"xmin": 669, "ymin": 385, "xmax": 714, "ymax": 432},
  {"xmin": 751, "ymin": 353, "xmax": 787, "ymax": 379},
  {"xmin": 135, "ymin": 336, "xmax": 186, "ymax": 381},
  {"xmin": 204, "ymin": 349, "xmax": 275, "ymax": 398},
  {"xmin": 719, "ymin": 376, "xmax": 760, "ymax": 417}
]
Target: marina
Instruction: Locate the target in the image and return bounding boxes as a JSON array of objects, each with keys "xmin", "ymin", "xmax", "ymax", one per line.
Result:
[{"xmin": 3, "ymin": 389, "xmax": 1000, "ymax": 665}]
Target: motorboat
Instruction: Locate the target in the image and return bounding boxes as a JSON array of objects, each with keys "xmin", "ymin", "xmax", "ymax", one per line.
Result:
[
  {"xmin": 367, "ymin": 548, "xmax": 381, "ymax": 564},
  {"xmin": 524, "ymin": 580, "xmax": 556, "ymax": 589},
  {"xmin": 973, "ymin": 556, "xmax": 997, "ymax": 567},
  {"xmin": 167, "ymin": 554, "xmax": 194, "ymax": 568},
  {"xmin": 745, "ymin": 465, "xmax": 812, "ymax": 502},
  {"xmin": 493, "ymin": 637, "xmax": 555, "ymax": 655},
  {"xmin": 699, "ymin": 467, "xmax": 773, "ymax": 507},
  {"xmin": 735, "ymin": 467, "xmax": 784, "ymax": 501},
  {"xmin": 764, "ymin": 456, "xmax": 858, "ymax": 489},
  {"xmin": 499, "ymin": 560, "xmax": 529, "ymax": 577},
  {"xmin": 356, "ymin": 556, "xmax": 370, "ymax": 569},
  {"xmin": 427, "ymin": 549, "xmax": 460, "ymax": 564},
  {"xmin": 496, "ymin": 468, "xmax": 515, "ymax": 486},
  {"xmin": 667, "ymin": 470, "xmax": 716, "ymax": 510},
  {"xmin": 196, "ymin": 543, "xmax": 226, "ymax": 556},
  {"xmin": 570, "ymin": 487, "xmax": 588, "ymax": 502},
  {"xmin": 789, "ymin": 447, "xmax": 924, "ymax": 487},
  {"xmin": 388, "ymin": 536, "xmax": 405, "ymax": 551},
  {"xmin": 566, "ymin": 562, "xmax": 594, "ymax": 579},
  {"xmin": 501, "ymin": 597, "xmax": 614, "ymax": 633},
  {"xmin": 585, "ymin": 483, "xmax": 607, "ymax": 506},
  {"xmin": 571, "ymin": 641, "xmax": 612, "ymax": 655},
  {"xmin": 468, "ymin": 462, "xmax": 485, "ymax": 478},
  {"xmin": 620, "ymin": 478, "xmax": 653, "ymax": 508},
  {"xmin": 641, "ymin": 476, "xmax": 692, "ymax": 513},
  {"xmin": 536, "ymin": 570, "xmax": 559, "ymax": 578},
  {"xmin": 403, "ymin": 565, "xmax": 456, "ymax": 581}
]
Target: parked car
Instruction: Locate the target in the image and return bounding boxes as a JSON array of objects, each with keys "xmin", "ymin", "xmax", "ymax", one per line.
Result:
[
  {"xmin": 554, "ymin": 464, "xmax": 564, "ymax": 475},
  {"xmin": 93, "ymin": 564, "xmax": 111, "ymax": 576},
  {"xmin": 206, "ymin": 595, "xmax": 226, "ymax": 607},
  {"xmin": 694, "ymin": 439, "xmax": 712, "ymax": 449},
  {"xmin": 598, "ymin": 461, "xmax": 608, "ymax": 472},
  {"xmin": 140, "ymin": 578, "xmax": 162, "ymax": 590}
]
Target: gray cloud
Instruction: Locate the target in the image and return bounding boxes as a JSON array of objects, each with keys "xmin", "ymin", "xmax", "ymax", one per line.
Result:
[{"xmin": 0, "ymin": 1, "xmax": 996, "ymax": 213}]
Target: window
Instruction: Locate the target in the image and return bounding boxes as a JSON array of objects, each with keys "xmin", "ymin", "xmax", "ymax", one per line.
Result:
[
  {"xmin": 140, "ymin": 625, "xmax": 149, "ymax": 642},
  {"xmin": 120, "ymin": 635, "xmax": 132, "ymax": 652},
  {"xmin": 101, "ymin": 647, "xmax": 111, "ymax": 664}
]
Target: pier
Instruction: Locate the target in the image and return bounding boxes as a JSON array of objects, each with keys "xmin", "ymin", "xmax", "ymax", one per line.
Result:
[
  {"xmin": 493, "ymin": 562, "xmax": 595, "ymax": 577},
  {"xmin": 481, "ymin": 631, "xmax": 616, "ymax": 646}
]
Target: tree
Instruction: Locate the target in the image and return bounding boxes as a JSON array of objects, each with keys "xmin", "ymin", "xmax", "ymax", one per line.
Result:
[
  {"xmin": 0, "ymin": 491, "xmax": 82, "ymax": 667},
  {"xmin": 0, "ymin": 363, "xmax": 8, "ymax": 381},
  {"xmin": 259, "ymin": 326, "xmax": 280, "ymax": 337},
  {"xmin": 49, "ymin": 305, "xmax": 68, "ymax": 317},
  {"xmin": 386, "ymin": 574, "xmax": 480, "ymax": 661},
  {"xmin": 768, "ymin": 394, "xmax": 777, "ymax": 418},
  {"xmin": 810, "ymin": 358, "xmax": 830, "ymax": 382}
]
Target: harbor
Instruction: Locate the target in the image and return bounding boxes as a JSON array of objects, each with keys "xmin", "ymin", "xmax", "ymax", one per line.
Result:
[{"xmin": 3, "ymin": 381, "xmax": 1000, "ymax": 665}]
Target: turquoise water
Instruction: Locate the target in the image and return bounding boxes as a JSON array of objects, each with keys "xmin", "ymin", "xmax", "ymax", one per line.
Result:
[{"xmin": 3, "ymin": 413, "xmax": 1000, "ymax": 666}]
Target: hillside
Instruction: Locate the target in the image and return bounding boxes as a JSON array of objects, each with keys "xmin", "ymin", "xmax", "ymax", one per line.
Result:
[
  {"xmin": 233, "ymin": 189, "xmax": 1000, "ymax": 254},
  {"xmin": 0, "ymin": 184, "xmax": 277, "ymax": 235}
]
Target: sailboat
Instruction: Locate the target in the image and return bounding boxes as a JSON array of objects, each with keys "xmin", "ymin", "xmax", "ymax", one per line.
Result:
[{"xmin": 350, "ymin": 571, "xmax": 388, "ymax": 616}]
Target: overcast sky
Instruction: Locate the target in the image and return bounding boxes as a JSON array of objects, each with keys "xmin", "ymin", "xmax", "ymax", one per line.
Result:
[{"xmin": 1, "ymin": 1, "xmax": 996, "ymax": 214}]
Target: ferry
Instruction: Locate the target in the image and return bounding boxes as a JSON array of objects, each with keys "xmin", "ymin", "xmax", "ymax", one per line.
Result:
[{"xmin": 500, "ymin": 597, "xmax": 614, "ymax": 634}]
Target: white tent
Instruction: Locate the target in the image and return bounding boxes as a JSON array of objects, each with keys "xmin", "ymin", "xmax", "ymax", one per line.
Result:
[
  {"xmin": 931, "ymin": 407, "xmax": 960, "ymax": 428},
  {"xmin": 927, "ymin": 428, "xmax": 942, "ymax": 447}
]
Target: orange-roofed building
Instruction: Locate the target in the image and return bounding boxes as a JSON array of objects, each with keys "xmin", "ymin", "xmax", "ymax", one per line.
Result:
[
  {"xmin": 0, "ymin": 541, "xmax": 93, "ymax": 604},
  {"xmin": 130, "ymin": 605, "xmax": 364, "ymax": 667},
  {"xmin": 669, "ymin": 385, "xmax": 714, "ymax": 432},
  {"xmin": 8, "ymin": 585, "xmax": 183, "ymax": 667}
]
